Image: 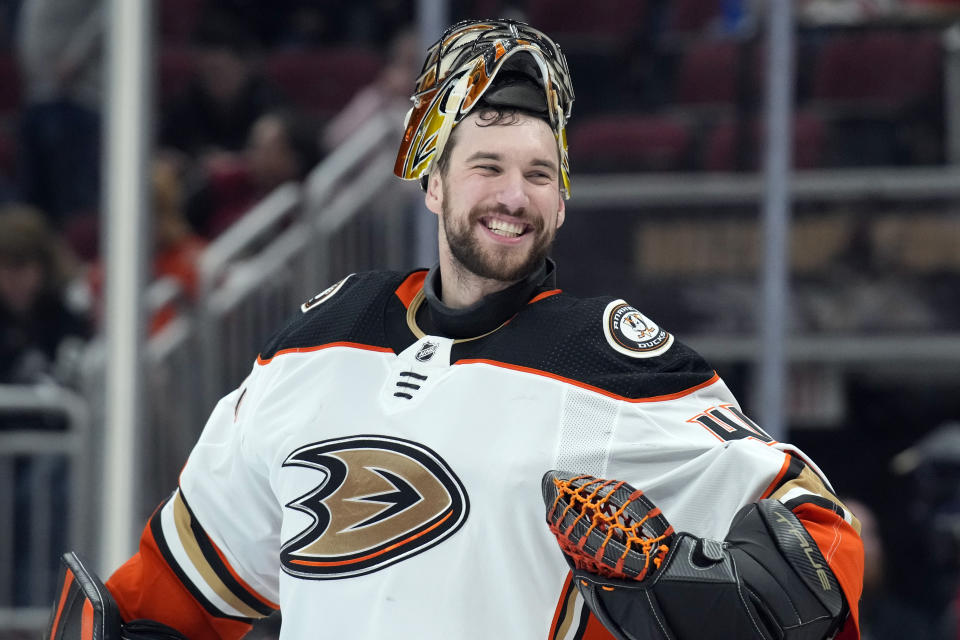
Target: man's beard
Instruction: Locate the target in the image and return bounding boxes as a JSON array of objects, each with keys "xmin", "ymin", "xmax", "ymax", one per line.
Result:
[{"xmin": 441, "ymin": 200, "xmax": 555, "ymax": 283}]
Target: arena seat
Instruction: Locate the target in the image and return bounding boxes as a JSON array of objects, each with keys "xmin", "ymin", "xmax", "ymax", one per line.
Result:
[
  {"xmin": 664, "ymin": 0, "xmax": 722, "ymax": 35},
  {"xmin": 158, "ymin": 47, "xmax": 198, "ymax": 106},
  {"xmin": 265, "ymin": 48, "xmax": 383, "ymax": 121},
  {"xmin": 701, "ymin": 110, "xmax": 827, "ymax": 171},
  {"xmin": 0, "ymin": 53, "xmax": 22, "ymax": 117},
  {"xmin": 569, "ymin": 113, "xmax": 693, "ymax": 172},
  {"xmin": 159, "ymin": 0, "xmax": 205, "ymax": 44},
  {"xmin": 673, "ymin": 39, "xmax": 741, "ymax": 107},
  {"xmin": 809, "ymin": 29, "xmax": 942, "ymax": 166},
  {"xmin": 526, "ymin": 0, "xmax": 647, "ymax": 44},
  {"xmin": 811, "ymin": 30, "xmax": 941, "ymax": 108}
]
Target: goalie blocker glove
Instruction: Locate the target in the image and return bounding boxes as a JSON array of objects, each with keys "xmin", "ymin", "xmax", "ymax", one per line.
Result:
[
  {"xmin": 543, "ymin": 472, "xmax": 847, "ymax": 640},
  {"xmin": 46, "ymin": 552, "xmax": 188, "ymax": 640}
]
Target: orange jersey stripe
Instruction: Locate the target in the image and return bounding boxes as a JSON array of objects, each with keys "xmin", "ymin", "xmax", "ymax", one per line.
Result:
[
  {"xmin": 257, "ymin": 341, "xmax": 394, "ymax": 365},
  {"xmin": 760, "ymin": 454, "xmax": 793, "ymax": 499},
  {"xmin": 529, "ymin": 289, "xmax": 562, "ymax": 304},
  {"xmin": 291, "ymin": 509, "xmax": 453, "ymax": 567},
  {"xmin": 394, "ymin": 270, "xmax": 427, "ymax": 309},
  {"xmin": 792, "ymin": 501, "xmax": 864, "ymax": 638},
  {"xmin": 454, "ymin": 359, "xmax": 720, "ymax": 403},
  {"xmin": 107, "ymin": 518, "xmax": 252, "ymax": 640}
]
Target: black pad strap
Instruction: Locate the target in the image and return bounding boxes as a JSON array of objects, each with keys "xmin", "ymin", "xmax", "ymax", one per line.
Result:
[
  {"xmin": 45, "ymin": 552, "xmax": 190, "ymax": 640},
  {"xmin": 46, "ymin": 552, "xmax": 122, "ymax": 640},
  {"xmin": 121, "ymin": 620, "xmax": 191, "ymax": 640}
]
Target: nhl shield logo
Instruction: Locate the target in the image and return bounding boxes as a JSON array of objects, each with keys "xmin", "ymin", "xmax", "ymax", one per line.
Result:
[
  {"xmin": 415, "ymin": 341, "xmax": 438, "ymax": 362},
  {"xmin": 602, "ymin": 299, "xmax": 673, "ymax": 358}
]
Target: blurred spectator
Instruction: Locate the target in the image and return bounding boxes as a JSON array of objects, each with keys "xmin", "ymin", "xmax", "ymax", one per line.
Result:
[
  {"xmin": 160, "ymin": 15, "xmax": 285, "ymax": 161},
  {"xmin": 87, "ymin": 157, "xmax": 208, "ymax": 334},
  {"xmin": 342, "ymin": 0, "xmax": 415, "ymax": 47},
  {"xmin": 247, "ymin": 109, "xmax": 320, "ymax": 194},
  {"xmin": 0, "ymin": 0, "xmax": 23, "ymax": 49},
  {"xmin": 0, "ymin": 204, "xmax": 91, "ymax": 387},
  {"xmin": 202, "ymin": 1, "xmax": 329, "ymax": 49},
  {"xmin": 321, "ymin": 27, "xmax": 418, "ymax": 152},
  {"xmin": 844, "ymin": 497, "xmax": 942, "ymax": 639},
  {"xmin": 889, "ymin": 422, "xmax": 960, "ymax": 638},
  {"xmin": 149, "ymin": 156, "xmax": 208, "ymax": 332},
  {"xmin": 14, "ymin": 0, "xmax": 103, "ymax": 224},
  {"xmin": 187, "ymin": 108, "xmax": 320, "ymax": 238},
  {"xmin": 954, "ymin": 587, "xmax": 960, "ymax": 640}
]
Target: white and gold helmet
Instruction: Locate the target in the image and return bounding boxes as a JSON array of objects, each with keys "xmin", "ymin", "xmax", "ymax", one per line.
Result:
[{"xmin": 394, "ymin": 19, "xmax": 575, "ymax": 198}]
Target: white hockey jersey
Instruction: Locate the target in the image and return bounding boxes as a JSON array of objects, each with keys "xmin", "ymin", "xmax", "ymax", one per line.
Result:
[{"xmin": 106, "ymin": 267, "xmax": 863, "ymax": 639}]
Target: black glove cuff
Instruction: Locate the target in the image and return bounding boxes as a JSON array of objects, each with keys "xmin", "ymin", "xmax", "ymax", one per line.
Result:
[{"xmin": 121, "ymin": 620, "xmax": 190, "ymax": 640}]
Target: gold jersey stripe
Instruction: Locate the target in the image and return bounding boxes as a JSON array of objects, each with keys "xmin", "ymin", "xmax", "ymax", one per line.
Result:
[
  {"xmin": 171, "ymin": 492, "xmax": 267, "ymax": 619},
  {"xmin": 771, "ymin": 466, "xmax": 862, "ymax": 535}
]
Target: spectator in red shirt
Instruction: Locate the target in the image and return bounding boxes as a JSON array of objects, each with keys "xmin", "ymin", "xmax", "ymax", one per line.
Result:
[{"xmin": 186, "ymin": 109, "xmax": 320, "ymax": 238}]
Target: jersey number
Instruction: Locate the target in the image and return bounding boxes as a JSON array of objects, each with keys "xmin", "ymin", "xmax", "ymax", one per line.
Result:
[{"xmin": 688, "ymin": 404, "xmax": 773, "ymax": 443}]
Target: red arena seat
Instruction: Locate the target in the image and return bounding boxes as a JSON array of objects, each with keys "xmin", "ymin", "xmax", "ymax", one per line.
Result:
[
  {"xmin": 569, "ymin": 113, "xmax": 693, "ymax": 172},
  {"xmin": 265, "ymin": 48, "xmax": 383, "ymax": 121}
]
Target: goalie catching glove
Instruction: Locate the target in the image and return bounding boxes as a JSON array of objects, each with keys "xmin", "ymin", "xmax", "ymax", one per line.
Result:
[{"xmin": 542, "ymin": 472, "xmax": 848, "ymax": 640}]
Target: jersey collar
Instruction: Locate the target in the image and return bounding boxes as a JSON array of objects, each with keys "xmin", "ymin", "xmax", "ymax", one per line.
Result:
[{"xmin": 417, "ymin": 259, "xmax": 557, "ymax": 339}]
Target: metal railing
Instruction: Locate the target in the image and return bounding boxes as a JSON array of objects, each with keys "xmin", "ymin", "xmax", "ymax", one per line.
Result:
[
  {"xmin": 0, "ymin": 385, "xmax": 92, "ymax": 633},
  {"xmin": 570, "ymin": 166, "xmax": 960, "ymax": 360},
  {"xmin": 198, "ymin": 112, "xmax": 420, "ymax": 406}
]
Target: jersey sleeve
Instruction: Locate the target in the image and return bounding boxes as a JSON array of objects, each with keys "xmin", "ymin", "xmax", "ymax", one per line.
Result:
[
  {"xmin": 106, "ymin": 365, "xmax": 280, "ymax": 639},
  {"xmin": 548, "ymin": 371, "xmax": 864, "ymax": 639}
]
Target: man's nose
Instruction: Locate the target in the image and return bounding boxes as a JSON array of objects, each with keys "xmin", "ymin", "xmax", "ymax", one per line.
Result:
[{"xmin": 495, "ymin": 171, "xmax": 530, "ymax": 213}]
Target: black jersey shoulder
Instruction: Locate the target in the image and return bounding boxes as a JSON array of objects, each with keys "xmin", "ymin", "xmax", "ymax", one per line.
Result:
[
  {"xmin": 453, "ymin": 291, "xmax": 716, "ymax": 400},
  {"xmin": 258, "ymin": 270, "xmax": 409, "ymax": 360}
]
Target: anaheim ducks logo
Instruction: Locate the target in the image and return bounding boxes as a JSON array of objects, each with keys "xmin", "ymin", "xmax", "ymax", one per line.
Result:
[
  {"xmin": 281, "ymin": 435, "xmax": 469, "ymax": 580},
  {"xmin": 602, "ymin": 299, "xmax": 673, "ymax": 358}
]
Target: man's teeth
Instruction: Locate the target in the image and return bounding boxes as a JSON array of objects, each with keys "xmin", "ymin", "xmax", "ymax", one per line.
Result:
[{"xmin": 485, "ymin": 219, "xmax": 525, "ymax": 237}]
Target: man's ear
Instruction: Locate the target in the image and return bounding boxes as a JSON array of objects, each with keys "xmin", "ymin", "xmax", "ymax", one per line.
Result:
[
  {"xmin": 425, "ymin": 171, "xmax": 443, "ymax": 215},
  {"xmin": 556, "ymin": 194, "xmax": 566, "ymax": 229}
]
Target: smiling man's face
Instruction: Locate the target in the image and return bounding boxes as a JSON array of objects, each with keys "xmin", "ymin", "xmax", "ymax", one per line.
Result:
[{"xmin": 426, "ymin": 110, "xmax": 566, "ymax": 292}]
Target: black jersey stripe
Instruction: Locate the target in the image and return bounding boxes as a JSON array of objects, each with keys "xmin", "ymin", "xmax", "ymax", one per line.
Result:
[
  {"xmin": 148, "ymin": 494, "xmax": 254, "ymax": 624},
  {"xmin": 549, "ymin": 574, "xmax": 578, "ymax": 640},
  {"xmin": 783, "ymin": 494, "xmax": 848, "ymax": 520},
  {"xmin": 179, "ymin": 492, "xmax": 278, "ymax": 617},
  {"xmin": 571, "ymin": 603, "xmax": 592, "ymax": 640}
]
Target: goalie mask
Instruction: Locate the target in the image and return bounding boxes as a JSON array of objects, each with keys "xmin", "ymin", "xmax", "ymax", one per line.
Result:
[{"xmin": 394, "ymin": 19, "xmax": 575, "ymax": 198}]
